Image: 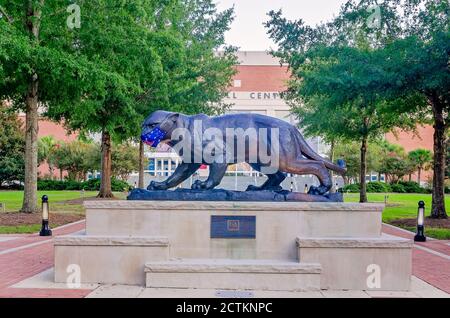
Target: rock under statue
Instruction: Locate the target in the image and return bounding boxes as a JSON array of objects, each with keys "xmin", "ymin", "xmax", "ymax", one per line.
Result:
[{"xmin": 128, "ymin": 110, "xmax": 346, "ymax": 202}]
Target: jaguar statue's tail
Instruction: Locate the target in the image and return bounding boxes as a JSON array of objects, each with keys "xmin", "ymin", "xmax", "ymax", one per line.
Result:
[{"xmin": 293, "ymin": 129, "xmax": 347, "ymax": 175}]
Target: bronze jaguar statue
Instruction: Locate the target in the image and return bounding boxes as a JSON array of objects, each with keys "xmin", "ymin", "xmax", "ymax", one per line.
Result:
[{"xmin": 141, "ymin": 110, "xmax": 346, "ymax": 195}]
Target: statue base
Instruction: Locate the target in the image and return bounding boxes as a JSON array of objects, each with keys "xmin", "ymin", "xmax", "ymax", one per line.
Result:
[
  {"xmin": 54, "ymin": 201, "xmax": 412, "ymax": 291},
  {"xmin": 127, "ymin": 188, "xmax": 343, "ymax": 202}
]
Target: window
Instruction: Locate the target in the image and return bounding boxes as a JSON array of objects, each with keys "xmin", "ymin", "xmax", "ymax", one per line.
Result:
[{"xmin": 233, "ymin": 80, "xmax": 242, "ymax": 88}]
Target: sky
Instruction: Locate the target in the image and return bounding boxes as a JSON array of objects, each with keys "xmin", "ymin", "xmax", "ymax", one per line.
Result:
[{"xmin": 215, "ymin": 0, "xmax": 347, "ymax": 51}]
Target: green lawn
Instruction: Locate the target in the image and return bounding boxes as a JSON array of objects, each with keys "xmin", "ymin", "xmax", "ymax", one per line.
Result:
[
  {"xmin": 0, "ymin": 190, "xmax": 99, "ymax": 213},
  {"xmin": 344, "ymin": 193, "xmax": 449, "ymax": 222},
  {"xmin": 0, "ymin": 224, "xmax": 42, "ymax": 234},
  {"xmin": 0, "ymin": 190, "xmax": 127, "ymax": 234},
  {"xmin": 345, "ymin": 193, "xmax": 449, "ymax": 239}
]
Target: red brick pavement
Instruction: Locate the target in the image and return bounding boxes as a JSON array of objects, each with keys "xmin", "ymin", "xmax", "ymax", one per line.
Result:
[
  {"xmin": 0, "ymin": 288, "xmax": 91, "ymax": 298},
  {"xmin": 413, "ymin": 248, "xmax": 450, "ymax": 294},
  {"xmin": 0, "ymin": 220, "xmax": 85, "ymax": 252},
  {"xmin": 0, "ymin": 221, "xmax": 90, "ymax": 298},
  {"xmin": 382, "ymin": 224, "xmax": 450, "ymax": 293}
]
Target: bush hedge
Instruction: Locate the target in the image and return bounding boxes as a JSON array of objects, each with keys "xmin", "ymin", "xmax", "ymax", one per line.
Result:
[
  {"xmin": 366, "ymin": 181, "xmax": 391, "ymax": 193},
  {"xmin": 37, "ymin": 178, "xmax": 131, "ymax": 192},
  {"xmin": 390, "ymin": 183, "xmax": 407, "ymax": 193},
  {"xmin": 342, "ymin": 181, "xmax": 429, "ymax": 194},
  {"xmin": 342, "ymin": 183, "xmax": 360, "ymax": 193},
  {"xmin": 396, "ymin": 181, "xmax": 429, "ymax": 193}
]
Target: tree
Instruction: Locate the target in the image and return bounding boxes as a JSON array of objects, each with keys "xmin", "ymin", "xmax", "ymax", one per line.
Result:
[
  {"xmin": 333, "ymin": 140, "xmax": 387, "ymax": 184},
  {"xmin": 138, "ymin": 140, "xmax": 145, "ymax": 189},
  {"xmin": 408, "ymin": 149, "xmax": 433, "ymax": 185},
  {"xmin": 267, "ymin": 42, "xmax": 416, "ymax": 202},
  {"xmin": 379, "ymin": 157, "xmax": 411, "ymax": 184},
  {"xmin": 134, "ymin": 0, "xmax": 237, "ymax": 188},
  {"xmin": 81, "ymin": 142, "xmax": 101, "ymax": 178},
  {"xmin": 112, "ymin": 143, "xmax": 141, "ymax": 182},
  {"xmin": 38, "ymin": 136, "xmax": 57, "ymax": 178},
  {"xmin": 46, "ymin": 0, "xmax": 236, "ymax": 197},
  {"xmin": 51, "ymin": 140, "xmax": 99, "ymax": 181},
  {"xmin": 446, "ymin": 137, "xmax": 450, "ymax": 179},
  {"xmin": 0, "ymin": 1, "xmax": 109, "ymax": 212},
  {"xmin": 0, "ymin": 102, "xmax": 24, "ymax": 186},
  {"xmin": 334, "ymin": 0, "xmax": 449, "ymax": 218},
  {"xmin": 265, "ymin": 0, "xmax": 448, "ymax": 213}
]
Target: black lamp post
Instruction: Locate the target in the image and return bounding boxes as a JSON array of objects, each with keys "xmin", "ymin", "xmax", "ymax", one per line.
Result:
[
  {"xmin": 39, "ymin": 195, "xmax": 52, "ymax": 236},
  {"xmin": 414, "ymin": 200, "xmax": 426, "ymax": 242}
]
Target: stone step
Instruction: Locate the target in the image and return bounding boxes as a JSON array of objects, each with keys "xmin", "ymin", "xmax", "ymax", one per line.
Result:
[
  {"xmin": 54, "ymin": 234, "xmax": 169, "ymax": 285},
  {"xmin": 296, "ymin": 235, "xmax": 413, "ymax": 291},
  {"xmin": 145, "ymin": 259, "xmax": 322, "ymax": 291}
]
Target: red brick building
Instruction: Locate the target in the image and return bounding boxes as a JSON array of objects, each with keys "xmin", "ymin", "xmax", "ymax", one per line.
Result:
[{"xmin": 386, "ymin": 126, "xmax": 434, "ymax": 183}]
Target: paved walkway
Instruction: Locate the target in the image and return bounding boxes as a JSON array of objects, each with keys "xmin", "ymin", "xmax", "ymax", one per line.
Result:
[
  {"xmin": 0, "ymin": 220, "xmax": 448, "ymax": 297},
  {"xmin": 0, "ymin": 220, "xmax": 92, "ymax": 298},
  {"xmin": 382, "ymin": 224, "xmax": 450, "ymax": 294}
]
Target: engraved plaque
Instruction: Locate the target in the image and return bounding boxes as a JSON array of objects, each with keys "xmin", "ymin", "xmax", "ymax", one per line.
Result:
[{"xmin": 210, "ymin": 215, "xmax": 256, "ymax": 239}]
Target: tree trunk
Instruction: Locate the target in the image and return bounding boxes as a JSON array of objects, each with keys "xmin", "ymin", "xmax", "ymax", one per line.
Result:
[
  {"xmin": 138, "ymin": 140, "xmax": 145, "ymax": 189},
  {"xmin": 98, "ymin": 130, "xmax": 114, "ymax": 198},
  {"xmin": 21, "ymin": 1, "xmax": 43, "ymax": 213},
  {"xmin": 21, "ymin": 77, "xmax": 39, "ymax": 213},
  {"xmin": 417, "ymin": 167, "xmax": 421, "ymax": 185},
  {"xmin": 329, "ymin": 138, "xmax": 335, "ymax": 163},
  {"xmin": 48, "ymin": 164, "xmax": 52, "ymax": 180},
  {"xmin": 359, "ymin": 136, "xmax": 368, "ymax": 203},
  {"xmin": 329, "ymin": 138, "xmax": 336, "ymax": 193},
  {"xmin": 430, "ymin": 100, "xmax": 447, "ymax": 218}
]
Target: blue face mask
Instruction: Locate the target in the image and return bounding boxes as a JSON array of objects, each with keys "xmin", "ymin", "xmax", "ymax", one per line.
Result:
[{"xmin": 141, "ymin": 127, "xmax": 167, "ymax": 148}]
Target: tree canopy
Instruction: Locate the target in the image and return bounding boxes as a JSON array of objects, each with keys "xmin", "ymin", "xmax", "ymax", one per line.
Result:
[
  {"xmin": 0, "ymin": 0, "xmax": 237, "ymax": 201},
  {"xmin": 0, "ymin": 102, "xmax": 24, "ymax": 186},
  {"xmin": 265, "ymin": 0, "xmax": 448, "ymax": 215}
]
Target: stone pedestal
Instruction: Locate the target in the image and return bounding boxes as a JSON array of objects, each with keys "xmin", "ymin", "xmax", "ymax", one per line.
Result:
[{"xmin": 54, "ymin": 201, "xmax": 412, "ymax": 291}]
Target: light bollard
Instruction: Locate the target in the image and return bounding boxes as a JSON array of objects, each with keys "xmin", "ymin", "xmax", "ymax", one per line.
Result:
[
  {"xmin": 39, "ymin": 195, "xmax": 52, "ymax": 237},
  {"xmin": 414, "ymin": 200, "xmax": 426, "ymax": 242}
]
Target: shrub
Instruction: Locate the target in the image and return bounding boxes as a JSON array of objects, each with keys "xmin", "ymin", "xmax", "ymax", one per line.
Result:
[
  {"xmin": 397, "ymin": 181, "xmax": 427, "ymax": 193},
  {"xmin": 65, "ymin": 180, "xmax": 83, "ymax": 190},
  {"xmin": 38, "ymin": 178, "xmax": 131, "ymax": 192},
  {"xmin": 81, "ymin": 178, "xmax": 100, "ymax": 191},
  {"xmin": 366, "ymin": 181, "xmax": 391, "ymax": 193},
  {"xmin": 342, "ymin": 183, "xmax": 360, "ymax": 193},
  {"xmin": 81, "ymin": 178, "xmax": 131, "ymax": 192},
  {"xmin": 390, "ymin": 183, "xmax": 406, "ymax": 193},
  {"xmin": 111, "ymin": 178, "xmax": 132, "ymax": 192},
  {"xmin": 38, "ymin": 180, "xmax": 67, "ymax": 190}
]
